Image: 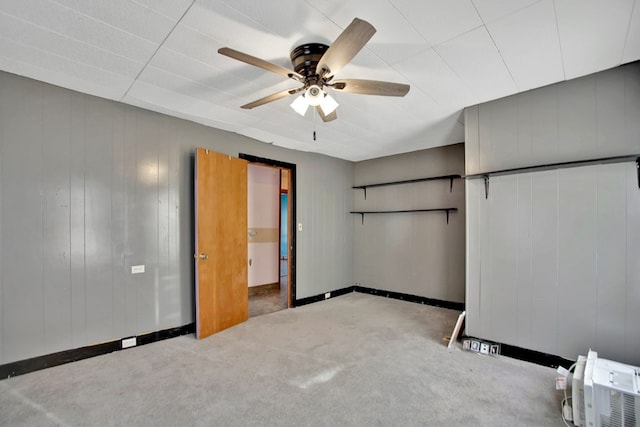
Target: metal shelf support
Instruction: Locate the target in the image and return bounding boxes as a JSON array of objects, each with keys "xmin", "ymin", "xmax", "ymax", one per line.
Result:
[
  {"xmin": 464, "ymin": 155, "xmax": 640, "ymax": 199},
  {"xmin": 353, "ymin": 174, "xmax": 461, "ymax": 200},
  {"xmin": 350, "ymin": 208, "xmax": 458, "ymax": 225}
]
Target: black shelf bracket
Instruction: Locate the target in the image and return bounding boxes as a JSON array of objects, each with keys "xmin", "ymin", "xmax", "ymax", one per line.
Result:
[
  {"xmin": 483, "ymin": 175, "xmax": 489, "ymax": 199},
  {"xmin": 350, "ymin": 208, "xmax": 457, "ymax": 225},
  {"xmin": 353, "ymin": 174, "xmax": 461, "ymax": 200},
  {"xmin": 464, "ymin": 154, "xmax": 640, "ymax": 199}
]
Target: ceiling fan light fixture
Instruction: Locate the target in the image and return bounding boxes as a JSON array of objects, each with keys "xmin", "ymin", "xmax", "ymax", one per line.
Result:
[
  {"xmin": 319, "ymin": 93, "xmax": 339, "ymax": 115},
  {"xmin": 305, "ymin": 85, "xmax": 323, "ymax": 106},
  {"xmin": 290, "ymin": 94, "xmax": 309, "ymax": 116}
]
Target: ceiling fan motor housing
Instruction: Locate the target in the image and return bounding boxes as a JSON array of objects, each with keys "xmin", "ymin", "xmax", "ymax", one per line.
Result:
[{"xmin": 290, "ymin": 43, "xmax": 329, "ymax": 82}]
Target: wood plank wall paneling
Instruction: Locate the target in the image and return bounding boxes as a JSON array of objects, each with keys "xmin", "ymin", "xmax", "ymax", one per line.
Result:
[
  {"xmin": 465, "ymin": 61, "xmax": 640, "ymax": 365},
  {"xmin": 85, "ymin": 98, "xmax": 115, "ymax": 343},
  {"xmin": 0, "ymin": 70, "xmax": 355, "ymax": 365},
  {"xmin": 2, "ymin": 73, "xmax": 45, "ymax": 362},
  {"xmin": 0, "ymin": 72, "xmax": 3, "ymax": 362},
  {"xmin": 353, "ymin": 144, "xmax": 465, "ymax": 303},
  {"xmin": 41, "ymin": 83, "xmax": 72, "ymax": 355}
]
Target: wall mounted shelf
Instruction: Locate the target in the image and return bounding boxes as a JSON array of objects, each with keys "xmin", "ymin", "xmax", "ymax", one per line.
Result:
[
  {"xmin": 350, "ymin": 208, "xmax": 458, "ymax": 225},
  {"xmin": 353, "ymin": 174, "xmax": 461, "ymax": 199},
  {"xmin": 464, "ymin": 154, "xmax": 640, "ymax": 199}
]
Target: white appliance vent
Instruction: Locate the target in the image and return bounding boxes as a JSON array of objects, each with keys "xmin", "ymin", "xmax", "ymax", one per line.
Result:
[{"xmin": 584, "ymin": 350, "xmax": 640, "ymax": 427}]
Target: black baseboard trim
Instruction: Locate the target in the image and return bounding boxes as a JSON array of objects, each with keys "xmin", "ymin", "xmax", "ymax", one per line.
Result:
[
  {"xmin": 293, "ymin": 285, "xmax": 465, "ymax": 312},
  {"xmin": 294, "ymin": 286, "xmax": 356, "ymax": 307},
  {"xmin": 463, "ymin": 335, "xmax": 574, "ymax": 369},
  {"xmin": 354, "ymin": 286, "xmax": 465, "ymax": 311},
  {"xmin": 0, "ymin": 323, "xmax": 195, "ymax": 380}
]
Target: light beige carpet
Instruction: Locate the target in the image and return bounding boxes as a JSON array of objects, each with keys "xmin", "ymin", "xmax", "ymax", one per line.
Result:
[{"xmin": 0, "ymin": 292, "xmax": 566, "ymax": 426}]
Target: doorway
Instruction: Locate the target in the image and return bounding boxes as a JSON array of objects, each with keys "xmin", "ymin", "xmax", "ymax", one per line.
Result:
[{"xmin": 240, "ymin": 153, "xmax": 296, "ymax": 317}]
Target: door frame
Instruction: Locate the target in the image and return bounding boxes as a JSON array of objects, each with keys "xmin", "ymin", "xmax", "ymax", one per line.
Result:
[{"xmin": 239, "ymin": 153, "xmax": 297, "ymax": 306}]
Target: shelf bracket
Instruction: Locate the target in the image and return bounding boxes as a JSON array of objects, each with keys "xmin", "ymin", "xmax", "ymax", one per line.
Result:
[
  {"xmin": 359, "ymin": 212, "xmax": 364, "ymax": 225},
  {"xmin": 636, "ymin": 158, "xmax": 639, "ymax": 189},
  {"xmin": 483, "ymin": 175, "xmax": 489, "ymax": 199},
  {"xmin": 363, "ymin": 187, "xmax": 367, "ymax": 200},
  {"xmin": 446, "ymin": 209, "xmax": 450, "ymax": 224},
  {"xmin": 449, "ymin": 177, "xmax": 454, "ymax": 192}
]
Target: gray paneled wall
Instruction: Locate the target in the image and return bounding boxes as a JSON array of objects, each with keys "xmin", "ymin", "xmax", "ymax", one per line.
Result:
[
  {"xmin": 465, "ymin": 62, "xmax": 640, "ymax": 174},
  {"xmin": 465, "ymin": 62, "xmax": 640, "ymax": 365},
  {"xmin": 0, "ymin": 71, "xmax": 354, "ymax": 365},
  {"xmin": 353, "ymin": 144, "xmax": 465, "ymax": 303}
]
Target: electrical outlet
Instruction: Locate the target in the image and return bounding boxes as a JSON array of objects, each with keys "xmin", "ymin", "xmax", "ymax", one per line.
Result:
[
  {"xmin": 489, "ymin": 344, "xmax": 500, "ymax": 356},
  {"xmin": 131, "ymin": 265, "xmax": 145, "ymax": 274},
  {"xmin": 480, "ymin": 343, "xmax": 490, "ymax": 354},
  {"xmin": 324, "ymin": 292, "xmax": 331, "ymax": 299},
  {"xmin": 298, "ymin": 223, "xmax": 303, "ymax": 232},
  {"xmin": 122, "ymin": 337, "xmax": 137, "ymax": 349},
  {"xmin": 471, "ymin": 340, "xmax": 480, "ymax": 352}
]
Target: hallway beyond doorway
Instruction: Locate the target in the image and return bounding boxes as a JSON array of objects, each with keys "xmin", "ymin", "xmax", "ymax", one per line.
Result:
[{"xmin": 248, "ymin": 259, "xmax": 288, "ymax": 317}]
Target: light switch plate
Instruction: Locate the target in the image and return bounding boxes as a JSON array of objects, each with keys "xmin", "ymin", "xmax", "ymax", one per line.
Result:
[
  {"xmin": 298, "ymin": 223, "xmax": 303, "ymax": 232},
  {"xmin": 131, "ymin": 265, "xmax": 145, "ymax": 274}
]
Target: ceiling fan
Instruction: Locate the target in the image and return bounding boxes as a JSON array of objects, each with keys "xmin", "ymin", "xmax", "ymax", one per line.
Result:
[{"xmin": 218, "ymin": 18, "xmax": 410, "ymax": 122}]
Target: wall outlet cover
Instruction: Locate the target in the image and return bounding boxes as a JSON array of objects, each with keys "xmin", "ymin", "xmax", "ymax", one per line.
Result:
[
  {"xmin": 324, "ymin": 292, "xmax": 330, "ymax": 299},
  {"xmin": 471, "ymin": 340, "xmax": 480, "ymax": 352},
  {"xmin": 131, "ymin": 265, "xmax": 145, "ymax": 274},
  {"xmin": 122, "ymin": 337, "xmax": 137, "ymax": 349},
  {"xmin": 489, "ymin": 344, "xmax": 500, "ymax": 356},
  {"xmin": 480, "ymin": 343, "xmax": 490, "ymax": 354}
]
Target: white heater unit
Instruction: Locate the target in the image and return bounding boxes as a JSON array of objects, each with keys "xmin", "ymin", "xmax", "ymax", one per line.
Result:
[
  {"xmin": 573, "ymin": 355, "xmax": 587, "ymax": 426},
  {"xmin": 582, "ymin": 350, "xmax": 640, "ymax": 427}
]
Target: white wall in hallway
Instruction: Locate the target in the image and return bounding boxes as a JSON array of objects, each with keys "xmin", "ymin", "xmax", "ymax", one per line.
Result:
[{"xmin": 248, "ymin": 164, "xmax": 280, "ymax": 287}]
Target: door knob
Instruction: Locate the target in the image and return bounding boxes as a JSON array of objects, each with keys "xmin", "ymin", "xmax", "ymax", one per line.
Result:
[{"xmin": 194, "ymin": 253, "xmax": 208, "ymax": 260}]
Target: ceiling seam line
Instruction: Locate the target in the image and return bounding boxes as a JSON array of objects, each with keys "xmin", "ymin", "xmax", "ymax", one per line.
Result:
[
  {"xmin": 551, "ymin": 0, "xmax": 567, "ymax": 80},
  {"xmin": 468, "ymin": 1, "xmax": 519, "ymax": 92},
  {"xmin": 0, "ymin": 10, "xmax": 143, "ymax": 70},
  {"xmin": 47, "ymin": 0, "xmax": 174, "ymax": 44},
  {"xmin": 145, "ymin": 43, "xmax": 283, "ymax": 99},
  {"xmin": 120, "ymin": 0, "xmax": 197, "ymax": 102},
  {"xmin": 620, "ymin": 0, "xmax": 637, "ymax": 63},
  {"xmin": 385, "ymin": 0, "xmax": 477, "ymax": 111},
  {"xmin": 383, "ymin": 3, "xmax": 479, "ymax": 112},
  {"xmin": 0, "ymin": 32, "xmax": 136, "ymax": 84},
  {"xmin": 386, "ymin": 0, "xmax": 434, "ymax": 49}
]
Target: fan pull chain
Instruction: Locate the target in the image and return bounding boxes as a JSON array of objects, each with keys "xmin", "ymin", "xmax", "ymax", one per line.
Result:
[{"xmin": 312, "ymin": 106, "xmax": 318, "ymax": 141}]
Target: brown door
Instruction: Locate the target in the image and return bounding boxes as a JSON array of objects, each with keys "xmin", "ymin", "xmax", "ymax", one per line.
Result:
[{"xmin": 195, "ymin": 148, "xmax": 248, "ymax": 339}]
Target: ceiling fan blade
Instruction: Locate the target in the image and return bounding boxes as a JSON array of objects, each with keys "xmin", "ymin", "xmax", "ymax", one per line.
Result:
[
  {"xmin": 331, "ymin": 79, "xmax": 410, "ymax": 97},
  {"xmin": 316, "ymin": 105, "xmax": 337, "ymax": 122},
  {"xmin": 316, "ymin": 18, "xmax": 376, "ymax": 78},
  {"xmin": 218, "ymin": 47, "xmax": 303, "ymax": 81},
  {"xmin": 241, "ymin": 87, "xmax": 304, "ymax": 109}
]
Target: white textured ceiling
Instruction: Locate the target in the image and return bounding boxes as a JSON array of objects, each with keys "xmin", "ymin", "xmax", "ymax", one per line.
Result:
[{"xmin": 0, "ymin": 0, "xmax": 638, "ymax": 161}]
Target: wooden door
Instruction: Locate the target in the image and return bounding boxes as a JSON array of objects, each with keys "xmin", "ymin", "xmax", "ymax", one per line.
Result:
[{"xmin": 195, "ymin": 148, "xmax": 248, "ymax": 339}]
